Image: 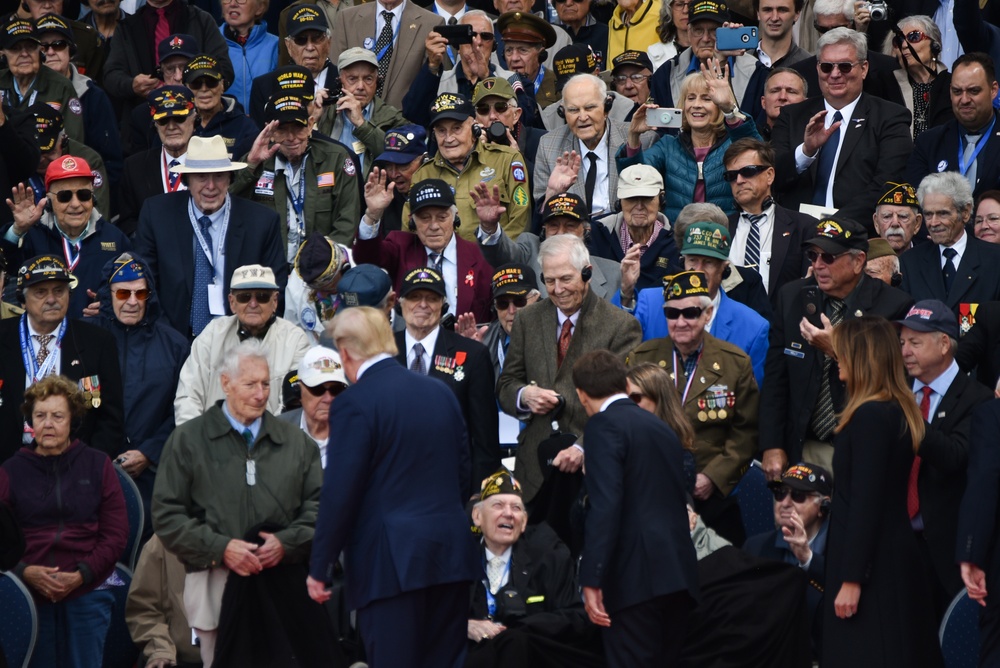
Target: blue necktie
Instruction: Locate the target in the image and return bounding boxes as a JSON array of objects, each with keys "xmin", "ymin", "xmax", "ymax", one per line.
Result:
[
  {"xmin": 190, "ymin": 216, "xmax": 214, "ymax": 336},
  {"xmin": 812, "ymin": 110, "xmax": 842, "ymax": 206},
  {"xmin": 942, "ymin": 247, "xmax": 958, "ymax": 294}
]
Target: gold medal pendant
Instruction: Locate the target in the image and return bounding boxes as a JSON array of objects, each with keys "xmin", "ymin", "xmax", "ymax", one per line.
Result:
[
  {"xmin": 698, "ymin": 411, "xmax": 708, "ymax": 422},
  {"xmin": 718, "ymin": 408, "xmax": 727, "ymax": 419},
  {"xmin": 708, "ymin": 409, "xmax": 717, "ymax": 420}
]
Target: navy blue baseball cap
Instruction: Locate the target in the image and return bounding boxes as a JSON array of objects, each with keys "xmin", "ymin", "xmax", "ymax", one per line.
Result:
[
  {"xmin": 337, "ymin": 264, "xmax": 393, "ymax": 308},
  {"xmin": 895, "ymin": 299, "xmax": 959, "ymax": 340},
  {"xmin": 375, "ymin": 125, "xmax": 428, "ymax": 165}
]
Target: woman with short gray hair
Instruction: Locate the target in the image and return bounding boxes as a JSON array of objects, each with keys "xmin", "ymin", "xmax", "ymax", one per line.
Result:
[{"xmin": 881, "ymin": 14, "xmax": 951, "ymax": 137}]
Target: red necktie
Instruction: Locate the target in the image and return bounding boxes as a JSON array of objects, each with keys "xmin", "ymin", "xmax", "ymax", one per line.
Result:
[
  {"xmin": 908, "ymin": 387, "xmax": 932, "ymax": 519},
  {"xmin": 154, "ymin": 8, "xmax": 170, "ymax": 63},
  {"xmin": 557, "ymin": 319, "xmax": 573, "ymax": 367}
]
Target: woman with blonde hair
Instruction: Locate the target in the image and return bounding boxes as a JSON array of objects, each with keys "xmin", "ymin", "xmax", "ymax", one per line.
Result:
[
  {"xmin": 822, "ymin": 316, "xmax": 943, "ymax": 668},
  {"xmin": 626, "ymin": 363, "xmax": 696, "ymax": 491}
]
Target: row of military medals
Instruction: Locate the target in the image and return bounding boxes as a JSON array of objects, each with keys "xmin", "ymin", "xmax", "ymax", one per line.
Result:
[
  {"xmin": 81, "ymin": 376, "xmax": 102, "ymax": 408},
  {"xmin": 697, "ymin": 393, "xmax": 734, "ymax": 422}
]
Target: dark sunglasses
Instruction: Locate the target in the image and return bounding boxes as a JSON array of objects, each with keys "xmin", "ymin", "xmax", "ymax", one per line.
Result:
[
  {"xmin": 303, "ymin": 383, "xmax": 346, "ymax": 397},
  {"xmin": 771, "ymin": 487, "xmax": 815, "ymax": 503},
  {"xmin": 53, "ymin": 189, "xmax": 94, "ymax": 203},
  {"xmin": 805, "ymin": 249, "xmax": 847, "ymax": 265},
  {"xmin": 114, "ymin": 288, "xmax": 150, "ymax": 301},
  {"xmin": 722, "ymin": 164, "xmax": 770, "ymax": 182},
  {"xmin": 628, "ymin": 392, "xmax": 646, "ymax": 404},
  {"xmin": 818, "ymin": 61, "xmax": 860, "ymax": 74},
  {"xmin": 663, "ymin": 306, "xmax": 706, "ymax": 320},
  {"xmin": 473, "ymin": 31, "xmax": 495, "ymax": 41},
  {"xmin": 476, "ymin": 101, "xmax": 510, "ymax": 115},
  {"xmin": 187, "ymin": 77, "xmax": 220, "ymax": 90},
  {"xmin": 291, "ymin": 32, "xmax": 327, "ymax": 46},
  {"xmin": 892, "ymin": 30, "xmax": 929, "ymax": 48},
  {"xmin": 154, "ymin": 116, "xmax": 187, "ymax": 126},
  {"xmin": 232, "ymin": 290, "xmax": 276, "ymax": 304},
  {"xmin": 39, "ymin": 39, "xmax": 70, "ymax": 52},
  {"xmin": 495, "ymin": 295, "xmax": 527, "ymax": 310}
]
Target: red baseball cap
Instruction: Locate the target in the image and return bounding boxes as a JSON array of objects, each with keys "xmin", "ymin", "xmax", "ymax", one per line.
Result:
[{"xmin": 44, "ymin": 155, "xmax": 95, "ymax": 190}]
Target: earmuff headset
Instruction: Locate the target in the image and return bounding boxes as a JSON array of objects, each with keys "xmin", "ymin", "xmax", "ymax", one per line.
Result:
[
  {"xmin": 408, "ymin": 212, "xmax": 461, "ymax": 232},
  {"xmin": 471, "ymin": 123, "xmax": 483, "ymax": 140},
  {"xmin": 540, "ymin": 265, "xmax": 592, "ymax": 283},
  {"xmin": 556, "ymin": 94, "xmax": 614, "ymax": 120}
]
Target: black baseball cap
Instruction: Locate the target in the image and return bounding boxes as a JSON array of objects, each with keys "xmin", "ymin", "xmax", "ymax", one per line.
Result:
[
  {"xmin": 286, "ymin": 4, "xmax": 329, "ymax": 37},
  {"xmin": 429, "ymin": 93, "xmax": 474, "ymax": 127},
  {"xmin": 612, "ymin": 50, "xmax": 653, "ymax": 73},
  {"xmin": 492, "ymin": 263, "xmax": 536, "ymax": 297},
  {"xmin": 805, "ymin": 216, "xmax": 869, "ymax": 254},
  {"xmin": 265, "ymin": 94, "xmax": 310, "ymax": 125},
  {"xmin": 768, "ymin": 462, "xmax": 833, "ymax": 496},
  {"xmin": 409, "ymin": 179, "xmax": 456, "ymax": 212},
  {"xmin": 400, "ymin": 266, "xmax": 446, "ymax": 298},
  {"xmin": 1, "ymin": 17, "xmax": 37, "ymax": 50},
  {"xmin": 541, "ymin": 192, "xmax": 589, "ymax": 223}
]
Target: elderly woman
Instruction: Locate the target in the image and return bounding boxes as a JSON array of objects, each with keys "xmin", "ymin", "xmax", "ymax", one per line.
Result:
[
  {"xmin": 220, "ymin": 0, "xmax": 278, "ymax": 113},
  {"xmin": 647, "ymin": 0, "xmax": 690, "ymax": 70},
  {"xmin": 618, "ymin": 59, "xmax": 762, "ymax": 223},
  {"xmin": 882, "ymin": 15, "xmax": 952, "ymax": 138},
  {"xmin": 183, "ymin": 54, "xmax": 259, "ymax": 160},
  {"xmin": 975, "ymin": 190, "xmax": 1000, "ymax": 244},
  {"xmin": 0, "ymin": 375, "xmax": 127, "ymax": 668}
]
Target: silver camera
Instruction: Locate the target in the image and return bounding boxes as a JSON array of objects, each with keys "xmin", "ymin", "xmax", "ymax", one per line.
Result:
[{"xmin": 862, "ymin": 1, "xmax": 888, "ymax": 21}]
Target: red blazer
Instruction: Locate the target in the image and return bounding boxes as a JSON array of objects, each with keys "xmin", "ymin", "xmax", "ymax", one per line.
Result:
[{"xmin": 353, "ymin": 231, "xmax": 495, "ymax": 323}]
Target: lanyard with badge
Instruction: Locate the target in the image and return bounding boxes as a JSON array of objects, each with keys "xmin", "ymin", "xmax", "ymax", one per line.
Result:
[
  {"xmin": 286, "ymin": 165, "xmax": 307, "ymax": 241},
  {"xmin": 958, "ymin": 115, "xmax": 996, "ymax": 176},
  {"xmin": 532, "ymin": 66, "xmax": 546, "ymax": 96},
  {"xmin": 672, "ymin": 348, "xmax": 701, "ymax": 404},
  {"xmin": 481, "ymin": 554, "xmax": 511, "ymax": 618},
  {"xmin": 188, "ymin": 198, "xmax": 230, "ymax": 315}
]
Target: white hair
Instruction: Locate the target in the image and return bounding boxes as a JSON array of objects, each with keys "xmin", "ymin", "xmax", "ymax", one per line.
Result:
[
  {"xmin": 538, "ymin": 234, "xmax": 591, "ymax": 274},
  {"xmin": 562, "ymin": 73, "xmax": 607, "ymax": 104},
  {"xmin": 219, "ymin": 339, "xmax": 269, "ymax": 380},
  {"xmin": 813, "ymin": 0, "xmax": 854, "ymax": 19},
  {"xmin": 917, "ymin": 172, "xmax": 974, "ymax": 211}
]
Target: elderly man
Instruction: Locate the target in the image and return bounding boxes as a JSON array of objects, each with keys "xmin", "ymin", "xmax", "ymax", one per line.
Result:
[
  {"xmin": 758, "ymin": 67, "xmax": 808, "ymax": 140},
  {"xmin": 183, "ymin": 54, "xmax": 259, "ymax": 160},
  {"xmin": 175, "ymin": 264, "xmax": 310, "ymax": 425},
  {"xmin": 873, "ymin": 181, "xmax": 923, "ymax": 254},
  {"xmin": 610, "ymin": 50, "xmax": 653, "ymax": 106},
  {"xmin": 724, "ymin": 138, "xmax": 816, "ymax": 302},
  {"xmin": 907, "ymin": 53, "xmax": 1000, "ymax": 199},
  {"xmin": 234, "ymin": 92, "xmax": 361, "ymax": 253},
  {"xmin": 308, "ymin": 306, "xmax": 479, "ymax": 667},
  {"xmin": 477, "ymin": 190, "xmax": 622, "ymax": 300},
  {"xmin": 0, "ymin": 254, "xmax": 123, "ymax": 462},
  {"xmin": 896, "ymin": 300, "xmax": 994, "ymax": 616},
  {"xmin": 365, "ymin": 124, "xmax": 428, "ymax": 236},
  {"xmin": 284, "ymin": 232, "xmax": 352, "ymax": 344},
  {"xmin": 864, "ymin": 238, "xmax": 900, "ymax": 286},
  {"xmin": 900, "ymin": 173, "xmax": 1000, "ymax": 323},
  {"xmin": 135, "ymin": 135, "xmax": 286, "ymax": 338},
  {"xmin": 85, "ymin": 253, "xmax": 190, "ymax": 541},
  {"xmin": 4, "ymin": 155, "xmax": 130, "ymax": 318},
  {"xmin": 118, "ymin": 86, "xmax": 197, "ymax": 237},
  {"xmin": 473, "ymin": 76, "xmax": 546, "ymax": 185},
  {"xmin": 0, "ymin": 16, "xmax": 84, "ymax": 143},
  {"xmin": 626, "ymin": 270, "xmax": 760, "ymax": 544},
  {"xmin": 14, "ymin": 0, "xmax": 105, "ymax": 79},
  {"xmin": 154, "ymin": 339, "xmax": 323, "ymax": 667},
  {"xmin": 541, "ymin": 45, "xmax": 636, "ymax": 131},
  {"xmin": 467, "ymin": 469, "xmax": 601, "ymax": 665},
  {"xmin": 394, "ymin": 267, "xmax": 499, "ymax": 496},
  {"xmin": 619, "ymin": 222, "xmax": 770, "ymax": 385},
  {"xmin": 411, "ymin": 93, "xmax": 531, "ymax": 242},
  {"xmin": 497, "ymin": 234, "xmax": 642, "ymax": 503},
  {"xmin": 355, "ymin": 177, "xmax": 494, "ymax": 322},
  {"xmin": 772, "ymin": 28, "xmax": 913, "ymax": 228},
  {"xmin": 278, "ymin": 346, "xmax": 348, "ymax": 468},
  {"xmin": 497, "ymin": 11, "xmax": 559, "ymax": 108},
  {"xmin": 759, "ymin": 216, "xmax": 913, "ymax": 481}
]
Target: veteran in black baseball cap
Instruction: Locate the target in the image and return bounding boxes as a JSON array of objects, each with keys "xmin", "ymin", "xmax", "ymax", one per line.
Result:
[{"xmin": 874, "ymin": 182, "xmax": 921, "ymax": 253}]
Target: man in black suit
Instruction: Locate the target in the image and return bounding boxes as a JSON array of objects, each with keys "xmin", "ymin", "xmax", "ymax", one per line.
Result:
[
  {"xmin": 906, "ymin": 53, "xmax": 1000, "ymax": 200},
  {"xmin": 956, "ymin": 301, "xmax": 1000, "ymax": 391},
  {"xmin": 0, "ymin": 255, "xmax": 123, "ymax": 463},
  {"xmin": 724, "ymin": 137, "xmax": 816, "ymax": 303},
  {"xmin": 900, "ymin": 172, "xmax": 1000, "ymax": 324},
  {"xmin": 772, "ymin": 28, "xmax": 913, "ymax": 231},
  {"xmin": 896, "ymin": 300, "xmax": 994, "ymax": 616},
  {"xmin": 118, "ymin": 86, "xmax": 197, "ymax": 238},
  {"xmin": 574, "ymin": 350, "xmax": 699, "ymax": 668},
  {"xmin": 759, "ymin": 216, "xmax": 914, "ymax": 481},
  {"xmin": 134, "ymin": 135, "xmax": 286, "ymax": 339},
  {"xmin": 394, "ymin": 266, "xmax": 499, "ymax": 497}
]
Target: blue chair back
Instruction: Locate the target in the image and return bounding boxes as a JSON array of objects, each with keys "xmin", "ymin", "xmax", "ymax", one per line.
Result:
[
  {"xmin": 734, "ymin": 460, "xmax": 775, "ymax": 538},
  {"xmin": 114, "ymin": 464, "xmax": 143, "ymax": 571},
  {"xmin": 0, "ymin": 571, "xmax": 38, "ymax": 668},
  {"xmin": 102, "ymin": 563, "xmax": 139, "ymax": 668},
  {"xmin": 939, "ymin": 588, "xmax": 981, "ymax": 668}
]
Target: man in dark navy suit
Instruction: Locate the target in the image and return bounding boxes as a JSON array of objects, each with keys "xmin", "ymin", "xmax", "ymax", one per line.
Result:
[
  {"xmin": 574, "ymin": 349, "xmax": 699, "ymax": 668},
  {"xmin": 308, "ymin": 306, "xmax": 479, "ymax": 668}
]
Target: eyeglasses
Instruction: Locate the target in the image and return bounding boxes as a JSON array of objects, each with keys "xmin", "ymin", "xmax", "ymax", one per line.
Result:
[
  {"xmin": 473, "ymin": 31, "xmax": 495, "ymax": 41},
  {"xmin": 476, "ymin": 101, "xmax": 510, "ymax": 115},
  {"xmin": 290, "ymin": 32, "xmax": 328, "ymax": 46},
  {"xmin": 187, "ymin": 77, "xmax": 220, "ymax": 90},
  {"xmin": 722, "ymin": 164, "xmax": 770, "ymax": 181},
  {"xmin": 232, "ymin": 290, "xmax": 276, "ymax": 304},
  {"xmin": 628, "ymin": 392, "xmax": 646, "ymax": 404},
  {"xmin": 53, "ymin": 189, "xmax": 94, "ymax": 203},
  {"xmin": 155, "ymin": 116, "xmax": 188, "ymax": 126},
  {"xmin": 612, "ymin": 73, "xmax": 652, "ymax": 85},
  {"xmin": 805, "ymin": 249, "xmax": 847, "ymax": 265},
  {"xmin": 818, "ymin": 61, "xmax": 861, "ymax": 75},
  {"xmin": 114, "ymin": 288, "xmax": 150, "ymax": 301},
  {"xmin": 664, "ymin": 306, "xmax": 706, "ymax": 320},
  {"xmin": 495, "ymin": 295, "xmax": 527, "ymax": 310},
  {"xmin": 771, "ymin": 487, "xmax": 817, "ymax": 503},
  {"xmin": 39, "ymin": 40, "xmax": 70, "ymax": 52},
  {"xmin": 302, "ymin": 383, "xmax": 346, "ymax": 397},
  {"xmin": 976, "ymin": 214, "xmax": 1000, "ymax": 225},
  {"xmin": 892, "ymin": 30, "xmax": 929, "ymax": 48},
  {"xmin": 504, "ymin": 44, "xmax": 541, "ymax": 57}
]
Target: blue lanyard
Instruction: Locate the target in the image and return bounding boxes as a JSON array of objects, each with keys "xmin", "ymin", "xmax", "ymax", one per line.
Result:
[
  {"xmin": 287, "ymin": 167, "xmax": 307, "ymax": 238},
  {"xmin": 482, "ymin": 555, "xmax": 512, "ymax": 618},
  {"xmin": 20, "ymin": 315, "xmax": 67, "ymax": 384},
  {"xmin": 958, "ymin": 116, "xmax": 996, "ymax": 176},
  {"xmin": 532, "ymin": 66, "xmax": 546, "ymax": 95},
  {"xmin": 375, "ymin": 13, "xmax": 402, "ymax": 61}
]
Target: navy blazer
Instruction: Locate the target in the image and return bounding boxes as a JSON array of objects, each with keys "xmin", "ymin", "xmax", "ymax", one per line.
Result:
[
  {"xmin": 957, "ymin": 400, "xmax": 1000, "ymax": 589},
  {"xmin": 906, "ymin": 111, "xmax": 1000, "ymax": 200},
  {"xmin": 899, "ymin": 235, "xmax": 1000, "ymax": 317},
  {"xmin": 133, "ymin": 192, "xmax": 287, "ymax": 337},
  {"xmin": 309, "ymin": 358, "xmax": 479, "ymax": 610},
  {"xmin": 578, "ymin": 398, "xmax": 699, "ymax": 613}
]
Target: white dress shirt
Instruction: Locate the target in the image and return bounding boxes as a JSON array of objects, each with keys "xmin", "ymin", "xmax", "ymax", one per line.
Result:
[
  {"xmin": 939, "ymin": 229, "xmax": 968, "ymax": 269},
  {"xmin": 405, "ymin": 326, "xmax": 441, "ymax": 372},
  {"xmin": 375, "ymin": 0, "xmax": 407, "ymax": 47},
  {"xmin": 729, "ymin": 203, "xmax": 776, "ymax": 293},
  {"xmin": 794, "ymin": 95, "xmax": 862, "ymax": 208},
  {"xmin": 578, "ymin": 126, "xmax": 610, "ymax": 215},
  {"xmin": 428, "ymin": 236, "xmax": 459, "ymax": 316}
]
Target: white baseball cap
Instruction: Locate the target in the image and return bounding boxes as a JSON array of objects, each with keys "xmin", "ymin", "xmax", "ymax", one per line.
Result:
[{"xmin": 297, "ymin": 346, "xmax": 348, "ymax": 387}]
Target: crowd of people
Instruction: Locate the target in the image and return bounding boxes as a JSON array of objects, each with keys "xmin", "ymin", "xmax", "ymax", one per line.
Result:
[{"xmin": 5, "ymin": 0, "xmax": 1000, "ymax": 664}]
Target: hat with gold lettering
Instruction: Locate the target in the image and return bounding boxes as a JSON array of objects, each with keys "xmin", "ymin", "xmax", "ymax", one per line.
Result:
[
  {"xmin": 480, "ymin": 468, "xmax": 522, "ymax": 500},
  {"xmin": 876, "ymin": 181, "xmax": 919, "ymax": 209},
  {"xmin": 681, "ymin": 222, "xmax": 731, "ymax": 261},
  {"xmin": 807, "ymin": 215, "xmax": 869, "ymax": 254},
  {"xmin": 663, "ymin": 270, "xmax": 710, "ymax": 301}
]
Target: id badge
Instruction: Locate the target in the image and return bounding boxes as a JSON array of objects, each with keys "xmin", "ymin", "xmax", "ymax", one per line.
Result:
[
  {"xmin": 246, "ymin": 460, "xmax": 256, "ymax": 486},
  {"xmin": 208, "ymin": 283, "xmax": 226, "ymax": 315}
]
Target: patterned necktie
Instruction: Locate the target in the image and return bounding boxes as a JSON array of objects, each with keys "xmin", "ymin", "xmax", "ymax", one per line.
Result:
[
  {"xmin": 942, "ymin": 247, "xmax": 958, "ymax": 294},
  {"xmin": 584, "ymin": 152, "xmax": 598, "ymax": 212},
  {"xmin": 168, "ymin": 159, "xmax": 181, "ymax": 191},
  {"xmin": 743, "ymin": 211, "xmax": 764, "ymax": 270},
  {"xmin": 448, "ymin": 16, "xmax": 458, "ymax": 24},
  {"xmin": 809, "ymin": 298, "xmax": 845, "ymax": 442},
  {"xmin": 908, "ymin": 386, "xmax": 932, "ymax": 519},
  {"xmin": 812, "ymin": 110, "xmax": 842, "ymax": 206},
  {"xmin": 557, "ymin": 318, "xmax": 573, "ymax": 367},
  {"xmin": 429, "ymin": 252, "xmax": 443, "ymax": 273},
  {"xmin": 242, "ymin": 428, "xmax": 254, "ymax": 449},
  {"xmin": 374, "ymin": 10, "xmax": 395, "ymax": 98},
  {"xmin": 487, "ymin": 555, "xmax": 505, "ymax": 594},
  {"xmin": 190, "ymin": 216, "xmax": 214, "ymax": 336},
  {"xmin": 35, "ymin": 334, "xmax": 53, "ymax": 367},
  {"xmin": 154, "ymin": 8, "xmax": 170, "ymax": 62},
  {"xmin": 410, "ymin": 342, "xmax": 427, "ymax": 375}
]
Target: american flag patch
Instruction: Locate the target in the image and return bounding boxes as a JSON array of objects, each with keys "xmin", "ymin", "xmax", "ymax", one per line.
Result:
[{"xmin": 317, "ymin": 172, "xmax": 335, "ymax": 187}]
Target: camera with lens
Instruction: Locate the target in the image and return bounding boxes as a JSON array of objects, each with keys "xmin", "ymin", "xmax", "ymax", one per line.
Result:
[
  {"xmin": 322, "ymin": 77, "xmax": 348, "ymax": 106},
  {"xmin": 862, "ymin": 1, "xmax": 888, "ymax": 21},
  {"xmin": 486, "ymin": 121, "xmax": 510, "ymax": 146}
]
